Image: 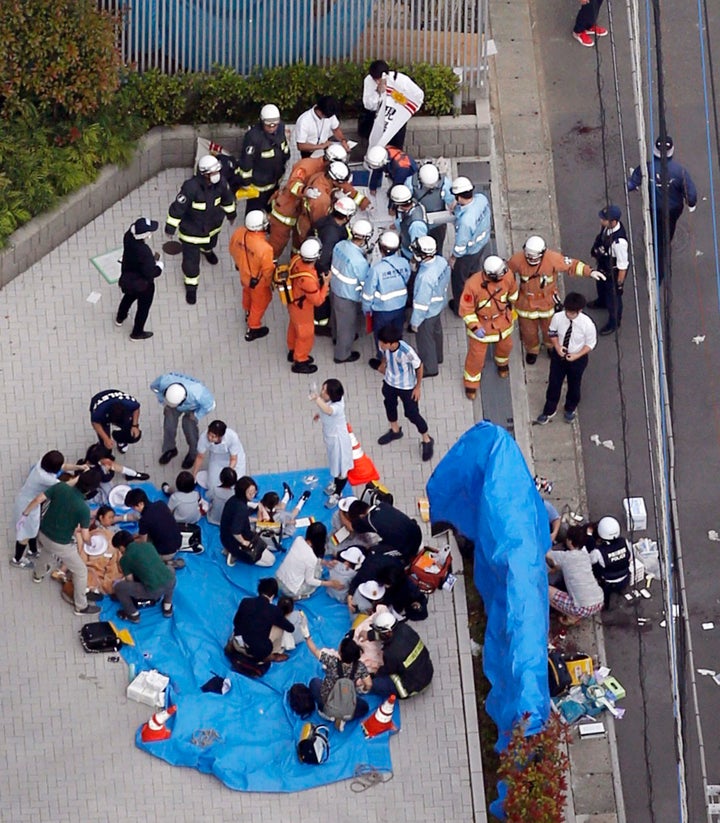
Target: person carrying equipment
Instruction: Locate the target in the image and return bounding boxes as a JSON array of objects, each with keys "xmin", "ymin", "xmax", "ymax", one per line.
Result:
[{"xmin": 285, "ymin": 238, "xmax": 330, "ymax": 374}]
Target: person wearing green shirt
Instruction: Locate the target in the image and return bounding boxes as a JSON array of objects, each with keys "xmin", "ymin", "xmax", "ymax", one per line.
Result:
[
  {"xmin": 22, "ymin": 469, "xmax": 102, "ymax": 616},
  {"xmin": 111, "ymin": 530, "xmax": 176, "ymax": 623}
]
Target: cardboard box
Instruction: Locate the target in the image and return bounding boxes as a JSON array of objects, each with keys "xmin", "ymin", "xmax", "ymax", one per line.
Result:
[
  {"xmin": 623, "ymin": 497, "xmax": 647, "ymax": 531},
  {"xmin": 127, "ymin": 669, "xmax": 169, "ymax": 708}
]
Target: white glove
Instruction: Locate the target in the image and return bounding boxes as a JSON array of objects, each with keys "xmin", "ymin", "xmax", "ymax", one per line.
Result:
[
  {"xmin": 305, "ymin": 187, "xmax": 321, "ymax": 200},
  {"xmin": 298, "ymin": 611, "xmax": 310, "ymax": 639},
  {"xmin": 156, "ymin": 260, "xmax": 165, "ymax": 271},
  {"xmin": 590, "ymin": 270, "xmax": 607, "ymax": 281},
  {"xmin": 689, "ymin": 205, "xmax": 697, "ymax": 213}
]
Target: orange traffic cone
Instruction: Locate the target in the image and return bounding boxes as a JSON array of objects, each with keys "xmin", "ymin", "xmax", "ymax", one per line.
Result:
[
  {"xmin": 347, "ymin": 424, "xmax": 380, "ymax": 486},
  {"xmin": 361, "ymin": 694, "xmax": 397, "ymax": 738},
  {"xmin": 141, "ymin": 704, "xmax": 177, "ymax": 742}
]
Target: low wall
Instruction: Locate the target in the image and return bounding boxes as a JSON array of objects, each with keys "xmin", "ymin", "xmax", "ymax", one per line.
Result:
[{"xmin": 0, "ymin": 103, "xmax": 489, "ymax": 288}]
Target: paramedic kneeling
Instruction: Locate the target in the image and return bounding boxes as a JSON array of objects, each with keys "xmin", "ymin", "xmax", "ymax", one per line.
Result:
[{"xmin": 367, "ymin": 610, "xmax": 433, "ymax": 698}]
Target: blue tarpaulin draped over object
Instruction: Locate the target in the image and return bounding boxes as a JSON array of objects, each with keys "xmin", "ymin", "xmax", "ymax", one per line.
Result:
[
  {"xmin": 426, "ymin": 422, "xmax": 550, "ymax": 745},
  {"xmin": 104, "ymin": 469, "xmax": 396, "ymax": 792}
]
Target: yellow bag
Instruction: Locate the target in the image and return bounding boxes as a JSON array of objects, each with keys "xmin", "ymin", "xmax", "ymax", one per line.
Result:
[
  {"xmin": 272, "ymin": 264, "xmax": 293, "ymax": 305},
  {"xmin": 564, "ymin": 653, "xmax": 594, "ymax": 686}
]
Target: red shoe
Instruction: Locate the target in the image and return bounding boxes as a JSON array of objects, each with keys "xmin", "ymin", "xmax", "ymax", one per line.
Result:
[
  {"xmin": 587, "ymin": 24, "xmax": 608, "ymax": 36},
  {"xmin": 573, "ymin": 30, "xmax": 594, "ymax": 47}
]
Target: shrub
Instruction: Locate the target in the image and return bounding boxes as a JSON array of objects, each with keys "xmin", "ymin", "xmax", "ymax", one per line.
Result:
[{"xmin": 0, "ymin": 0, "xmax": 122, "ymax": 118}]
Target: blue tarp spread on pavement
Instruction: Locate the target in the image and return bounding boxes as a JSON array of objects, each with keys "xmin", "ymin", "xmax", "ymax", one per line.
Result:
[
  {"xmin": 426, "ymin": 422, "xmax": 550, "ymax": 745},
  {"xmin": 103, "ymin": 469, "xmax": 396, "ymax": 792}
]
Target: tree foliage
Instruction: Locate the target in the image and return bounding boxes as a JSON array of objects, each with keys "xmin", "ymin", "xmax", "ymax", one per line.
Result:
[{"xmin": 0, "ymin": 0, "xmax": 122, "ymax": 118}]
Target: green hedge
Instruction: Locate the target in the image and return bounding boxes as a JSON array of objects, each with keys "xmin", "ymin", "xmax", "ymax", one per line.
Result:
[{"xmin": 0, "ymin": 62, "xmax": 459, "ymax": 249}]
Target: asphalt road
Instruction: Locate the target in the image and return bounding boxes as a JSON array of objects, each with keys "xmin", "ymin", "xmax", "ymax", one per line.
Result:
[{"xmin": 533, "ymin": 1, "xmax": 720, "ymax": 820}]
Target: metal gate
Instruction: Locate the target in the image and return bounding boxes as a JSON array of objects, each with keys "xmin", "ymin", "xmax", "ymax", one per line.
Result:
[{"xmin": 98, "ymin": 0, "xmax": 488, "ymax": 97}]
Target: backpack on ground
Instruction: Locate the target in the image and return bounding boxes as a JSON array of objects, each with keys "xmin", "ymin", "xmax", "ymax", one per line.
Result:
[
  {"xmin": 177, "ymin": 522, "xmax": 204, "ymax": 553},
  {"xmin": 548, "ymin": 650, "xmax": 572, "ymax": 698},
  {"xmin": 361, "ymin": 480, "xmax": 394, "ymax": 507},
  {"xmin": 323, "ymin": 659, "xmax": 357, "ymax": 722},
  {"xmin": 288, "ymin": 683, "xmax": 316, "ymax": 718},
  {"xmin": 297, "ymin": 723, "xmax": 330, "ymax": 765},
  {"xmin": 79, "ymin": 621, "xmax": 122, "ymax": 653}
]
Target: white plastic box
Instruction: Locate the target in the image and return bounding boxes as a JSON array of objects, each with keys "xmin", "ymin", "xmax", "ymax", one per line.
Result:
[
  {"xmin": 126, "ymin": 669, "xmax": 169, "ymax": 708},
  {"xmin": 623, "ymin": 497, "xmax": 647, "ymax": 531}
]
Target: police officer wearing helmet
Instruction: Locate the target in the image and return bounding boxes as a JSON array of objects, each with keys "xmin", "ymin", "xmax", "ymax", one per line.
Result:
[
  {"xmin": 362, "ymin": 229, "xmax": 412, "ymax": 362},
  {"xmin": 449, "ymin": 176, "xmax": 491, "ymax": 313},
  {"xmin": 237, "ymin": 103, "xmax": 290, "ymax": 213},
  {"xmin": 390, "ymin": 184, "xmax": 429, "ymax": 262},
  {"xmin": 165, "ymin": 155, "xmax": 237, "ymax": 304},
  {"xmin": 410, "ymin": 162, "xmax": 454, "ymax": 255},
  {"xmin": 589, "ymin": 516, "xmax": 631, "ymax": 608},
  {"xmin": 150, "ymin": 372, "xmax": 216, "ymax": 468},
  {"xmin": 330, "ymin": 219, "xmax": 373, "ymax": 363},
  {"xmin": 285, "ymin": 238, "xmax": 329, "ymax": 374},
  {"xmin": 459, "ymin": 255, "xmax": 519, "ymax": 398},
  {"xmin": 367, "ymin": 610, "xmax": 434, "ymax": 699},
  {"xmin": 409, "ymin": 235, "xmax": 450, "ymax": 377}
]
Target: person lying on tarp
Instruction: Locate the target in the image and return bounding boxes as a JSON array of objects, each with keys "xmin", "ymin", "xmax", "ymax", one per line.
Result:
[{"xmin": 229, "ymin": 578, "xmax": 295, "ymax": 663}]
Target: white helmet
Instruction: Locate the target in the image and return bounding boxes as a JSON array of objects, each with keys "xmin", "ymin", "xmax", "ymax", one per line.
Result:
[
  {"xmin": 245, "ymin": 210, "xmax": 269, "ymax": 232},
  {"xmin": 351, "ymin": 219, "xmax": 373, "ymax": 242},
  {"xmin": 299, "ymin": 237, "xmax": 322, "ymax": 262},
  {"xmin": 333, "ymin": 196, "xmax": 357, "ymax": 218},
  {"xmin": 450, "ymin": 176, "xmax": 474, "ymax": 196},
  {"xmin": 378, "ymin": 230, "xmax": 401, "ymax": 254},
  {"xmin": 324, "ymin": 143, "xmax": 348, "ymax": 163},
  {"xmin": 372, "ymin": 610, "xmax": 397, "ymax": 633},
  {"xmin": 523, "ymin": 235, "xmax": 546, "ymax": 265},
  {"xmin": 365, "ymin": 145, "xmax": 389, "ymax": 169},
  {"xmin": 198, "ymin": 154, "xmax": 222, "ymax": 175},
  {"xmin": 260, "ymin": 103, "xmax": 281, "ymax": 124},
  {"xmin": 328, "ymin": 160, "xmax": 351, "ymax": 183},
  {"xmin": 411, "ymin": 235, "xmax": 437, "ymax": 260},
  {"xmin": 597, "ymin": 516, "xmax": 621, "ymax": 541},
  {"xmin": 483, "ymin": 255, "xmax": 508, "ymax": 281},
  {"xmin": 389, "ymin": 184, "xmax": 413, "ymax": 206},
  {"xmin": 418, "ymin": 162, "xmax": 440, "ymax": 188},
  {"xmin": 164, "ymin": 383, "xmax": 187, "ymax": 407}
]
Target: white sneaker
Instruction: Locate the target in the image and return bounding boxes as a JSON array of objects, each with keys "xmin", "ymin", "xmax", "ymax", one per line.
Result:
[{"xmin": 325, "ymin": 493, "xmax": 340, "ymax": 509}]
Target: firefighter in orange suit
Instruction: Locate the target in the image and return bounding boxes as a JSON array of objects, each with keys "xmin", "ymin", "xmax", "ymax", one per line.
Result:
[
  {"xmin": 459, "ymin": 255, "xmax": 519, "ymax": 400},
  {"xmin": 286, "ymin": 238, "xmax": 330, "ymax": 374},
  {"xmin": 267, "ymin": 145, "xmax": 348, "ymax": 259},
  {"xmin": 228, "ymin": 210, "xmax": 276, "ymax": 343},
  {"xmin": 295, "ymin": 161, "xmax": 370, "ymax": 252},
  {"xmin": 507, "ymin": 235, "xmax": 605, "ymax": 364}
]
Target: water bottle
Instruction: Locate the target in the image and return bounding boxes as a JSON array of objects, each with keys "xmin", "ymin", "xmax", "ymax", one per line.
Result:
[{"xmin": 128, "ymin": 662, "xmax": 136, "ymax": 683}]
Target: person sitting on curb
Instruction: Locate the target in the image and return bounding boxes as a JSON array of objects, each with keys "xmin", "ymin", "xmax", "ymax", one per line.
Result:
[
  {"xmin": 230, "ymin": 578, "xmax": 295, "ymax": 663},
  {"xmin": 111, "ymin": 530, "xmax": 176, "ymax": 623},
  {"xmin": 300, "ymin": 617, "xmax": 372, "ymax": 732},
  {"xmin": 545, "ymin": 525, "xmax": 604, "ymax": 626}
]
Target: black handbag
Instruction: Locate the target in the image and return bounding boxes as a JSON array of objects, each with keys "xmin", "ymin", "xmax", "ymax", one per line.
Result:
[{"xmin": 237, "ymin": 532, "xmax": 266, "ymax": 564}]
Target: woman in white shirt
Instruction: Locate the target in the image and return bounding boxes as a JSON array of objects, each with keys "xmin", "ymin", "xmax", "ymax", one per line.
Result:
[
  {"xmin": 276, "ymin": 522, "xmax": 343, "ymax": 599},
  {"xmin": 309, "ymin": 378, "xmax": 353, "ymax": 509}
]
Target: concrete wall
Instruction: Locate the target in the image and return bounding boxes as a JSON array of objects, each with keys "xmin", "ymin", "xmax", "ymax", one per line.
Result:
[{"xmin": 0, "ymin": 105, "xmax": 490, "ymax": 288}]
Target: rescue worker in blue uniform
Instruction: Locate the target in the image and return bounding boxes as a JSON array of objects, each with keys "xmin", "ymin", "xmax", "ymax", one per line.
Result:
[
  {"xmin": 236, "ymin": 104, "xmax": 291, "ymax": 213},
  {"xmin": 410, "ymin": 162, "xmax": 454, "ymax": 256},
  {"xmin": 409, "ymin": 236, "xmax": 451, "ymax": 377},
  {"xmin": 312, "ymin": 196, "xmax": 356, "ymax": 336},
  {"xmin": 329, "ymin": 219, "xmax": 373, "ymax": 364},
  {"xmin": 165, "ymin": 155, "xmax": 237, "ymax": 305},
  {"xmin": 449, "ymin": 176, "xmax": 491, "ymax": 313},
  {"xmin": 390, "ymin": 184, "xmax": 428, "ymax": 262},
  {"xmin": 362, "ymin": 230, "xmax": 411, "ymax": 365},
  {"xmin": 627, "ymin": 135, "xmax": 697, "ymax": 281}
]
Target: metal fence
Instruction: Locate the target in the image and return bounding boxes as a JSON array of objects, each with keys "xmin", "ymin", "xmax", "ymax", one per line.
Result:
[{"xmin": 98, "ymin": 0, "xmax": 489, "ymax": 96}]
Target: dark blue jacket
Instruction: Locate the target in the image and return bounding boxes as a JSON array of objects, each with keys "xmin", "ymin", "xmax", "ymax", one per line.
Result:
[{"xmin": 628, "ymin": 157, "xmax": 697, "ymax": 212}]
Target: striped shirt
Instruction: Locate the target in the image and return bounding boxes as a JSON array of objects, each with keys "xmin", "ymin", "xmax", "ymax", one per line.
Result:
[{"xmin": 383, "ymin": 340, "xmax": 422, "ymax": 390}]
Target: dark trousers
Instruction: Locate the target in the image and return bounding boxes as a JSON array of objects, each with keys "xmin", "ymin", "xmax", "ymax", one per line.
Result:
[
  {"xmin": 599, "ymin": 576, "xmax": 629, "ymax": 609},
  {"xmin": 117, "ymin": 283, "xmax": 155, "ymax": 335},
  {"xmin": 542, "ymin": 351, "xmax": 589, "ymax": 415},
  {"xmin": 181, "ymin": 234, "xmax": 219, "ymax": 285},
  {"xmin": 114, "ymin": 573, "xmax": 176, "ymax": 615},
  {"xmin": 96, "ymin": 422, "xmax": 141, "ymax": 449},
  {"xmin": 415, "ymin": 313, "xmax": 443, "ymax": 376},
  {"xmin": 653, "ymin": 205, "xmax": 683, "ymax": 282},
  {"xmin": 451, "ymin": 251, "xmax": 482, "ymax": 311},
  {"xmin": 382, "ymin": 381, "xmax": 429, "ymax": 434},
  {"xmin": 309, "ymin": 677, "xmax": 369, "ymax": 720},
  {"xmin": 574, "ymin": 0, "xmax": 605, "ymax": 32},
  {"xmin": 595, "ymin": 271, "xmax": 623, "ymax": 329}
]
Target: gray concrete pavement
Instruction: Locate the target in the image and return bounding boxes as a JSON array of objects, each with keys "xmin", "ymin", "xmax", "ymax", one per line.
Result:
[{"xmin": 0, "ymin": 168, "xmax": 488, "ymax": 822}]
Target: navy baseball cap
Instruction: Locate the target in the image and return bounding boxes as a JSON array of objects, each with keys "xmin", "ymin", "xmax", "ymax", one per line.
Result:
[
  {"xmin": 131, "ymin": 217, "xmax": 159, "ymax": 235},
  {"xmin": 599, "ymin": 205, "xmax": 621, "ymax": 221}
]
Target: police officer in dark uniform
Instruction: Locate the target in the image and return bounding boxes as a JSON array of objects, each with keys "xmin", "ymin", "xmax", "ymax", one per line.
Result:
[
  {"xmin": 237, "ymin": 104, "xmax": 291, "ymax": 214},
  {"xmin": 89, "ymin": 389, "xmax": 142, "ymax": 454},
  {"xmin": 589, "ymin": 205, "xmax": 629, "ymax": 335},
  {"xmin": 590, "ymin": 516, "xmax": 631, "ymax": 608},
  {"xmin": 165, "ymin": 155, "xmax": 237, "ymax": 304},
  {"xmin": 368, "ymin": 611, "xmax": 433, "ymax": 698}
]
